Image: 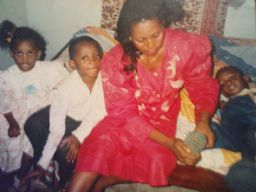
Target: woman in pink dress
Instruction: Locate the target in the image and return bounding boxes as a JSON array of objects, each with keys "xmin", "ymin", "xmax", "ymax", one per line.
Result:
[{"xmin": 68, "ymin": 0, "xmax": 219, "ymax": 191}]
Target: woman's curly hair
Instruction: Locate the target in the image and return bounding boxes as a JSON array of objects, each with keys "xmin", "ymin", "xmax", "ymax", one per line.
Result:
[{"xmin": 115, "ymin": 0, "xmax": 185, "ymax": 73}]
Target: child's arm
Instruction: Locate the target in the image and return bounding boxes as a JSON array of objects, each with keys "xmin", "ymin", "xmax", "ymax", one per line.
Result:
[
  {"xmin": 4, "ymin": 112, "xmax": 20, "ymax": 137},
  {"xmin": 38, "ymin": 87, "xmax": 69, "ymax": 169},
  {"xmin": 195, "ymin": 111, "xmax": 216, "ymax": 148},
  {"xmin": 69, "ymin": 78, "xmax": 107, "ymax": 162}
]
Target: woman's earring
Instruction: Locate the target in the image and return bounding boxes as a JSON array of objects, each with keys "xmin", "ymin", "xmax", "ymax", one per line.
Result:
[{"xmin": 129, "ymin": 36, "xmax": 132, "ymax": 41}]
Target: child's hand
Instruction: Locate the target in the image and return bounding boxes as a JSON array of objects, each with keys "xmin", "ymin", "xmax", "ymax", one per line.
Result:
[
  {"xmin": 195, "ymin": 121, "xmax": 215, "ymax": 148},
  {"xmin": 4, "ymin": 112, "xmax": 21, "ymax": 137},
  {"xmin": 171, "ymin": 138, "xmax": 201, "ymax": 166},
  {"xmin": 20, "ymin": 165, "xmax": 45, "ymax": 187},
  {"xmin": 8, "ymin": 125, "xmax": 20, "ymax": 137},
  {"xmin": 59, "ymin": 135, "xmax": 80, "ymax": 163},
  {"xmin": 218, "ymin": 100, "xmax": 226, "ymax": 109}
]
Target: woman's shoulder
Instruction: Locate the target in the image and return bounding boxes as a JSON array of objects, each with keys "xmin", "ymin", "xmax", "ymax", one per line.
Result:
[
  {"xmin": 104, "ymin": 44, "xmax": 124, "ymax": 59},
  {"xmin": 165, "ymin": 29, "xmax": 211, "ymax": 57},
  {"xmin": 166, "ymin": 28, "xmax": 208, "ymax": 40},
  {"xmin": 102, "ymin": 44, "xmax": 125, "ymax": 70},
  {"xmin": 165, "ymin": 29, "xmax": 210, "ymax": 46}
]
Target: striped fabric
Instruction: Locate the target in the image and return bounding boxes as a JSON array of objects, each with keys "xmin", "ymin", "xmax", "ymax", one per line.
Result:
[{"xmin": 180, "ymin": 88, "xmax": 195, "ymax": 123}]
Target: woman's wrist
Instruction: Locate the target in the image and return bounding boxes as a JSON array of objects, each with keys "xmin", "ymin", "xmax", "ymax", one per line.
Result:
[
  {"xmin": 165, "ymin": 137, "xmax": 175, "ymax": 150},
  {"xmin": 149, "ymin": 129, "xmax": 175, "ymax": 149}
]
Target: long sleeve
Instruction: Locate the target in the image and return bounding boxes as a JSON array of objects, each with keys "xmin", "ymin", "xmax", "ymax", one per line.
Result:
[
  {"xmin": 183, "ymin": 35, "xmax": 219, "ymax": 118},
  {"xmin": 38, "ymin": 84, "xmax": 69, "ymax": 169},
  {"xmin": 101, "ymin": 46, "xmax": 154, "ymax": 143}
]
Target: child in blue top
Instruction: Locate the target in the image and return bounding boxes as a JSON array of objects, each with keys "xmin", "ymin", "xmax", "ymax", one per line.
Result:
[{"xmin": 215, "ymin": 66, "xmax": 256, "ymax": 192}]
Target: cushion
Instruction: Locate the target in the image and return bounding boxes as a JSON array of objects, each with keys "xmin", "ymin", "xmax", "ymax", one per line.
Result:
[
  {"xmin": 210, "ymin": 36, "xmax": 256, "ymax": 83},
  {"xmin": 221, "ymin": 45, "xmax": 256, "ymax": 69}
]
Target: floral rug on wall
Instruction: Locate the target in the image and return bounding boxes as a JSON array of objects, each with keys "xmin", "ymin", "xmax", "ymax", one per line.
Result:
[{"xmin": 100, "ymin": 0, "xmax": 228, "ymax": 36}]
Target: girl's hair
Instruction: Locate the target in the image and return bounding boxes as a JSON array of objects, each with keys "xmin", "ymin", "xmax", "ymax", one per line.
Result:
[
  {"xmin": 0, "ymin": 20, "xmax": 47, "ymax": 60},
  {"xmin": 115, "ymin": 0, "xmax": 185, "ymax": 73},
  {"xmin": 69, "ymin": 36, "xmax": 103, "ymax": 60},
  {"xmin": 0, "ymin": 20, "xmax": 16, "ymax": 49}
]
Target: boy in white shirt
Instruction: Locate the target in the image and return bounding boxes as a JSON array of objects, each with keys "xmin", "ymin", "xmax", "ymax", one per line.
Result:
[{"xmin": 22, "ymin": 35, "xmax": 107, "ymax": 190}]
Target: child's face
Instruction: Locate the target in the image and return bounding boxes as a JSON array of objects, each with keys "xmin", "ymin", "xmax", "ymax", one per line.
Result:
[
  {"xmin": 218, "ymin": 70, "xmax": 247, "ymax": 98},
  {"xmin": 10, "ymin": 40, "xmax": 41, "ymax": 72},
  {"xmin": 69, "ymin": 42, "xmax": 101, "ymax": 79}
]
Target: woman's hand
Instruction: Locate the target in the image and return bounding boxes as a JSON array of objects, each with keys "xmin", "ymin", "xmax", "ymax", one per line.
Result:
[
  {"xmin": 170, "ymin": 138, "xmax": 201, "ymax": 165},
  {"xmin": 59, "ymin": 135, "xmax": 80, "ymax": 163},
  {"xmin": 148, "ymin": 129, "xmax": 200, "ymax": 165},
  {"xmin": 195, "ymin": 112, "xmax": 216, "ymax": 148},
  {"xmin": 84, "ymin": 26, "xmax": 118, "ymax": 44}
]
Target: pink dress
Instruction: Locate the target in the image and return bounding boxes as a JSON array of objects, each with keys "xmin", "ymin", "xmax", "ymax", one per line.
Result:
[{"xmin": 76, "ymin": 29, "xmax": 219, "ymax": 186}]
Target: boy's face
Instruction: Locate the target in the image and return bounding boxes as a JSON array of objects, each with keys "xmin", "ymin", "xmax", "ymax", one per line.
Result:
[
  {"xmin": 10, "ymin": 40, "xmax": 41, "ymax": 72},
  {"xmin": 218, "ymin": 70, "xmax": 247, "ymax": 98},
  {"xmin": 69, "ymin": 42, "xmax": 101, "ymax": 79}
]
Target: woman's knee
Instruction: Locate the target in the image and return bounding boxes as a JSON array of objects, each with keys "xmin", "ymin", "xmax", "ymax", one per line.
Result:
[{"xmin": 67, "ymin": 171, "xmax": 99, "ymax": 192}]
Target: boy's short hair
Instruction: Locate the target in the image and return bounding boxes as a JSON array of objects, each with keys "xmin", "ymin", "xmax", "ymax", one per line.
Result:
[
  {"xmin": 69, "ymin": 36, "xmax": 103, "ymax": 59},
  {"xmin": 216, "ymin": 66, "xmax": 244, "ymax": 80}
]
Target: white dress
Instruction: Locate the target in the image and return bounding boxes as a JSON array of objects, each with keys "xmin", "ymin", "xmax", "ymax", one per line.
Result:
[{"xmin": 0, "ymin": 60, "xmax": 68, "ymax": 172}]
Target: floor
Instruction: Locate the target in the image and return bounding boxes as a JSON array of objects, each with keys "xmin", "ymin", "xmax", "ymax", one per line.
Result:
[{"xmin": 106, "ymin": 183, "xmax": 199, "ymax": 192}]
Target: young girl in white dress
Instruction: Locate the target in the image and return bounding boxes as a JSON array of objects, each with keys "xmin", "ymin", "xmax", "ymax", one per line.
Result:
[{"xmin": 0, "ymin": 20, "xmax": 68, "ymax": 182}]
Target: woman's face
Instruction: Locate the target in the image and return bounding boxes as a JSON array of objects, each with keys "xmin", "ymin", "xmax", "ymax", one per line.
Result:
[{"xmin": 130, "ymin": 18, "xmax": 164, "ymax": 57}]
